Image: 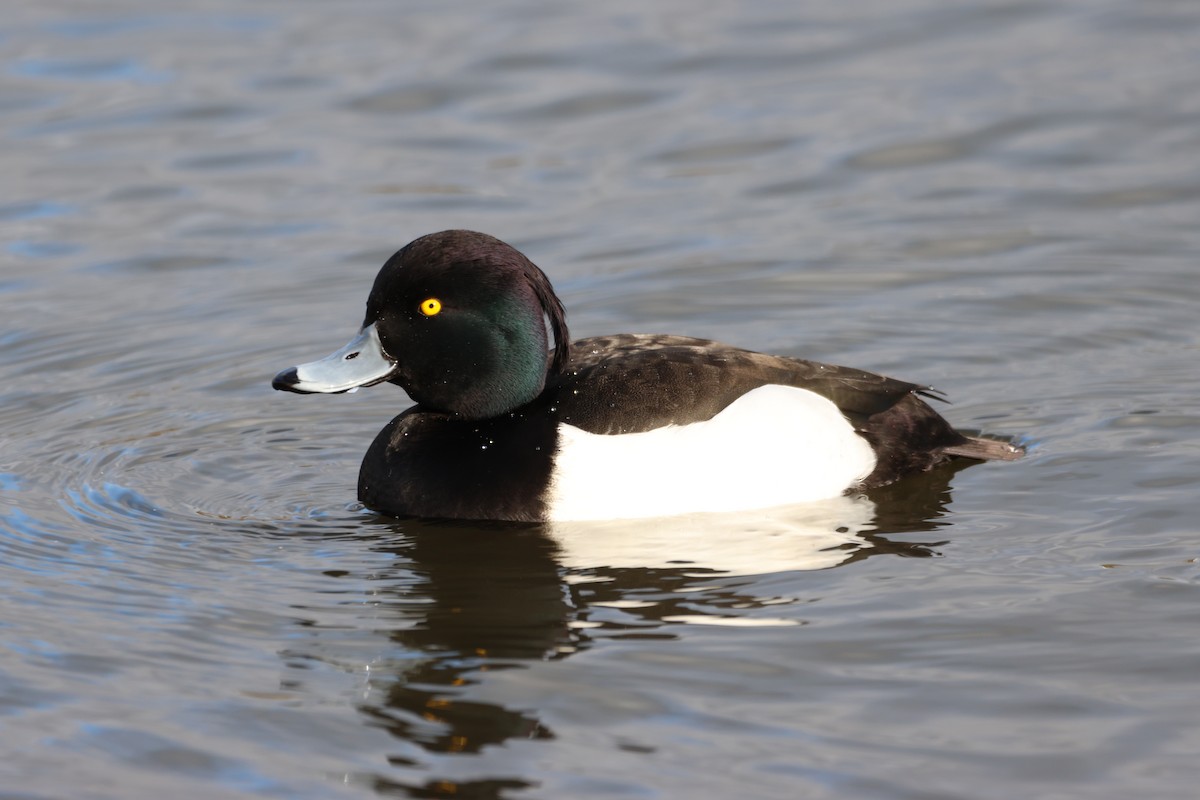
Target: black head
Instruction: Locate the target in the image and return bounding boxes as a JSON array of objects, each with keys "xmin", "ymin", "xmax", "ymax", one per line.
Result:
[{"xmin": 362, "ymin": 230, "xmax": 569, "ymax": 418}]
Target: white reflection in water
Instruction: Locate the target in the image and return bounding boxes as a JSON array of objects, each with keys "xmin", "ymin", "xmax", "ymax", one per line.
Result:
[{"xmin": 546, "ymin": 494, "xmax": 876, "ymax": 576}]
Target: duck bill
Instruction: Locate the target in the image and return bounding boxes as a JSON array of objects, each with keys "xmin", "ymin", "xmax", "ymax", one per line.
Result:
[{"xmin": 272, "ymin": 323, "xmax": 397, "ymax": 394}]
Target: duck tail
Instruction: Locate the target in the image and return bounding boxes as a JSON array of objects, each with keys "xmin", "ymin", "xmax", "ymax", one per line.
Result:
[{"xmin": 942, "ymin": 435, "xmax": 1025, "ymax": 462}]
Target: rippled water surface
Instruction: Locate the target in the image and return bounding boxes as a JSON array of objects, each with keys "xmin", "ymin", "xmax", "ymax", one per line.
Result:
[{"xmin": 3, "ymin": 1, "xmax": 1200, "ymax": 798}]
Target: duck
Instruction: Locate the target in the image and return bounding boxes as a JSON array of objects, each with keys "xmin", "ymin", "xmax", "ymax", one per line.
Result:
[{"xmin": 272, "ymin": 229, "xmax": 1022, "ymax": 522}]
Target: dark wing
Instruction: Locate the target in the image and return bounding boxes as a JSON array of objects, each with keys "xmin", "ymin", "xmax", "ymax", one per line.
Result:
[
  {"xmin": 548, "ymin": 334, "xmax": 926, "ymax": 435},
  {"xmin": 545, "ymin": 334, "xmax": 1021, "ymax": 488}
]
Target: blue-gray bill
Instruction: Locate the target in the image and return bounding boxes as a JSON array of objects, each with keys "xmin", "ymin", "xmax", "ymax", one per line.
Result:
[{"xmin": 272, "ymin": 323, "xmax": 396, "ymax": 394}]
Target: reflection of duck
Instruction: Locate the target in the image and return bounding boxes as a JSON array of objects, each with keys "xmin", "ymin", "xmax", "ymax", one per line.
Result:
[
  {"xmin": 547, "ymin": 495, "xmax": 877, "ymax": 576},
  {"xmin": 323, "ymin": 462, "xmax": 962, "ymax": 776},
  {"xmin": 349, "ymin": 520, "xmax": 566, "ymax": 781},
  {"xmin": 273, "ymin": 230, "xmax": 1022, "ymax": 522}
]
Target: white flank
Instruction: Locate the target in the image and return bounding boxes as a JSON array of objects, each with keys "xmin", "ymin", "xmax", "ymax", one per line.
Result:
[{"xmin": 545, "ymin": 384, "xmax": 877, "ymax": 521}]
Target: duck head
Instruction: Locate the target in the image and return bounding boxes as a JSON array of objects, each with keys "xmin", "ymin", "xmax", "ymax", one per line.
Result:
[{"xmin": 272, "ymin": 230, "xmax": 570, "ymax": 419}]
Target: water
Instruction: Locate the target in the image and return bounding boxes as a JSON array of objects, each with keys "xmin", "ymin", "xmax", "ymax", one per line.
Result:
[{"xmin": 2, "ymin": 1, "xmax": 1200, "ymax": 797}]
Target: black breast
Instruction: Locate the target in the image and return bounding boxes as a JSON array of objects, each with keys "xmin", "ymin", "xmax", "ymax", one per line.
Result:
[{"xmin": 358, "ymin": 408, "xmax": 558, "ymax": 522}]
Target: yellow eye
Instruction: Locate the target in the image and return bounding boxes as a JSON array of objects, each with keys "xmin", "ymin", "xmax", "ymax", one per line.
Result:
[{"xmin": 419, "ymin": 297, "xmax": 442, "ymax": 317}]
